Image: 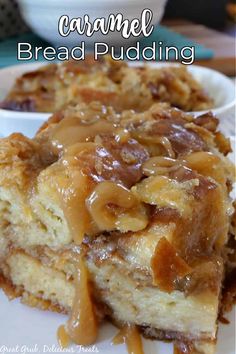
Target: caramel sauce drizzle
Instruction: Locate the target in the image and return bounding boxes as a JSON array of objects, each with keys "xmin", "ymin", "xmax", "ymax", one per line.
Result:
[
  {"xmin": 57, "ymin": 325, "xmax": 70, "ymax": 348},
  {"xmin": 57, "ymin": 253, "xmax": 98, "ymax": 347},
  {"xmin": 50, "ymin": 104, "xmax": 229, "ymax": 353},
  {"xmin": 66, "ymin": 253, "xmax": 98, "ymax": 345},
  {"xmin": 151, "ymin": 237, "xmax": 192, "ymax": 293},
  {"xmin": 52, "ymin": 113, "xmax": 149, "ymax": 350},
  {"xmin": 142, "ymin": 156, "xmax": 184, "ymax": 177},
  {"xmin": 51, "ymin": 116, "xmax": 117, "ymax": 151},
  {"xmin": 54, "ymin": 144, "xmax": 98, "ymax": 245},
  {"xmin": 86, "ymin": 181, "xmax": 148, "ymax": 232},
  {"xmin": 113, "ymin": 324, "xmax": 144, "ymax": 354},
  {"xmin": 49, "ymin": 110, "xmax": 149, "ymax": 243},
  {"xmin": 156, "ymin": 136, "xmax": 175, "ymax": 159},
  {"xmin": 174, "ymin": 342, "xmax": 194, "ymax": 354}
]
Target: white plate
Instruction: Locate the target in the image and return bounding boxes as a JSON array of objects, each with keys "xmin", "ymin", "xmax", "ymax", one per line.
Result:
[
  {"xmin": 0, "ymin": 290, "xmax": 235, "ymax": 354},
  {"xmin": 0, "ymin": 62, "xmax": 235, "ymax": 138}
]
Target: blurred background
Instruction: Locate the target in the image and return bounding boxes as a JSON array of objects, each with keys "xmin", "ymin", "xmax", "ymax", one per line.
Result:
[
  {"xmin": 0, "ymin": 0, "xmax": 235, "ymax": 74},
  {"xmin": 0, "ymin": 0, "xmax": 235, "ymax": 37}
]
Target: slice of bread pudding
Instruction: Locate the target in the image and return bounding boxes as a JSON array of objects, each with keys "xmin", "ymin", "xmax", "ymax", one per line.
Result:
[
  {"xmin": 0, "ymin": 102, "xmax": 234, "ymax": 354},
  {"xmin": 1, "ymin": 57, "xmax": 213, "ymax": 113}
]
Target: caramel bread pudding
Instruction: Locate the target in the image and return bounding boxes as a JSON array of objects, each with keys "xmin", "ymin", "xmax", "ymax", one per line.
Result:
[
  {"xmin": 0, "ymin": 102, "xmax": 235, "ymax": 354},
  {"xmin": 1, "ymin": 57, "xmax": 213, "ymax": 113}
]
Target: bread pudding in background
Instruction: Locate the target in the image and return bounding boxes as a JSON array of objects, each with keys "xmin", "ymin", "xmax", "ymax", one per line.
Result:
[
  {"xmin": 0, "ymin": 97, "xmax": 235, "ymax": 354},
  {"xmin": 0, "ymin": 56, "xmax": 214, "ymax": 114}
]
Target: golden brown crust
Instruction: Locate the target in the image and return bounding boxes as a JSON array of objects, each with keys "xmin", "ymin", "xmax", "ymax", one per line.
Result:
[{"xmin": 0, "ymin": 133, "xmax": 56, "ymax": 190}]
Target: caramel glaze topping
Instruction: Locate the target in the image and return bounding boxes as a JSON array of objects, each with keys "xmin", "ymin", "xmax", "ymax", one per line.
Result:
[
  {"xmin": 51, "ymin": 116, "xmax": 117, "ymax": 151},
  {"xmin": 49, "ymin": 110, "xmax": 150, "ymax": 348},
  {"xmin": 46, "ymin": 103, "xmax": 150, "ymax": 244},
  {"xmin": 151, "ymin": 237, "xmax": 192, "ymax": 293},
  {"xmin": 124, "ymin": 108, "xmax": 207, "ymax": 157},
  {"xmin": 52, "ymin": 134, "xmax": 149, "ymax": 244},
  {"xmin": 144, "ymin": 118, "xmax": 206, "ymax": 155},
  {"xmin": 34, "ymin": 103, "xmax": 233, "ymax": 351},
  {"xmin": 147, "ymin": 159, "xmax": 228, "ymax": 295},
  {"xmin": 113, "ymin": 324, "xmax": 144, "ymax": 354}
]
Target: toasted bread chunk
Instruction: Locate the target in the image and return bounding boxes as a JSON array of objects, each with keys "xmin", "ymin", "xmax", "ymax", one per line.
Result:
[{"xmin": 0, "ymin": 103, "xmax": 234, "ymax": 354}]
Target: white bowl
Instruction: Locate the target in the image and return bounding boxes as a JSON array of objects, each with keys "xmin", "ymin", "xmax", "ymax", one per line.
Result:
[
  {"xmin": 0, "ymin": 63, "xmax": 50, "ymax": 138},
  {"xmin": 0, "ymin": 62, "xmax": 235, "ymax": 138},
  {"xmin": 17, "ymin": 0, "xmax": 167, "ymax": 47}
]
